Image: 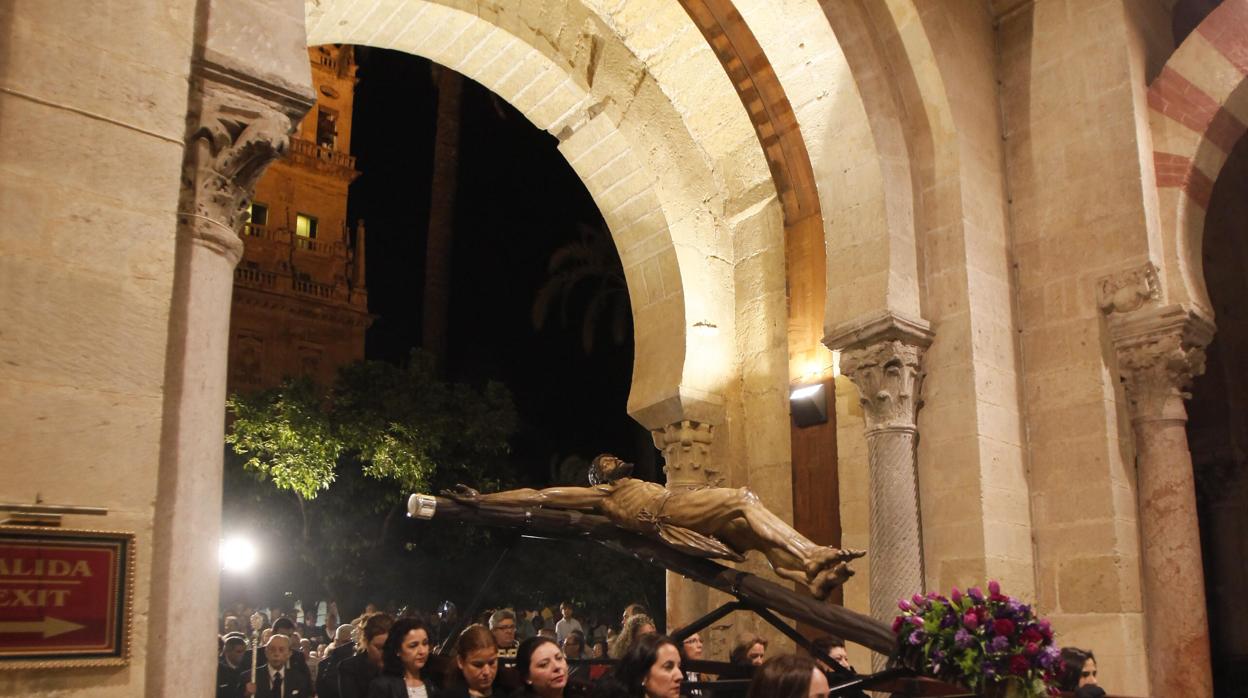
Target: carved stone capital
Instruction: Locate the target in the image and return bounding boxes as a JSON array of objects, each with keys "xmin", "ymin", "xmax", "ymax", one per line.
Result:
[
  {"xmin": 1109, "ymin": 304, "xmax": 1215, "ymax": 423},
  {"xmin": 178, "ymin": 60, "xmax": 314, "ymax": 265},
  {"xmin": 840, "ymin": 340, "xmax": 926, "ymax": 433},
  {"xmin": 652, "ymin": 420, "xmax": 721, "ymax": 488}
]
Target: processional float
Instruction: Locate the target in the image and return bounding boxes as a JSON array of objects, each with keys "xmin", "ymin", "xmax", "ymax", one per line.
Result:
[{"xmin": 408, "ymin": 455, "xmax": 1073, "ymax": 698}]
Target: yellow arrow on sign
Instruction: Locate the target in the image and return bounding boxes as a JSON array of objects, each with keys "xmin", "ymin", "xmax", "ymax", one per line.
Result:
[{"xmin": 0, "ymin": 617, "xmax": 86, "ymax": 638}]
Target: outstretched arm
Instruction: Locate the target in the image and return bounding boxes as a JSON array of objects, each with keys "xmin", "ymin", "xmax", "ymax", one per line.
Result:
[{"xmin": 445, "ymin": 484, "xmax": 608, "ymax": 511}]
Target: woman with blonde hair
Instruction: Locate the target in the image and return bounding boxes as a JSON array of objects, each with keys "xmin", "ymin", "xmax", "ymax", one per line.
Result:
[{"xmin": 609, "ymin": 614, "xmax": 656, "ymax": 660}]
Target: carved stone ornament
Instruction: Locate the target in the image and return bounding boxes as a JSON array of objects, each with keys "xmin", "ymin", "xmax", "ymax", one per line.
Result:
[
  {"xmin": 652, "ymin": 420, "xmax": 721, "ymax": 488},
  {"xmin": 840, "ymin": 340, "xmax": 925, "ymax": 433},
  {"xmin": 178, "ymin": 61, "xmax": 313, "ymax": 264},
  {"xmin": 1109, "ymin": 304, "xmax": 1214, "ymax": 423},
  {"xmin": 1098, "ymin": 261, "xmax": 1161, "ymax": 315}
]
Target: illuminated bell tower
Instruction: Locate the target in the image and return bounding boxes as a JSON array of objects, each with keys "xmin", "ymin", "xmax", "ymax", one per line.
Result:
[{"xmin": 227, "ymin": 45, "xmax": 371, "ymax": 393}]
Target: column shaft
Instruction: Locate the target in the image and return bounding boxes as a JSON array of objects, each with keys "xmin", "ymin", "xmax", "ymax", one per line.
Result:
[
  {"xmin": 863, "ymin": 427, "xmax": 924, "ymax": 623},
  {"xmin": 1135, "ymin": 413, "xmax": 1213, "ymax": 697}
]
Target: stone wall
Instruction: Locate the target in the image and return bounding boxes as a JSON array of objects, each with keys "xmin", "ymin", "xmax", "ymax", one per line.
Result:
[
  {"xmin": 0, "ymin": 1, "xmax": 198, "ymax": 694},
  {"xmin": 999, "ymin": 1, "xmax": 1156, "ymax": 692}
]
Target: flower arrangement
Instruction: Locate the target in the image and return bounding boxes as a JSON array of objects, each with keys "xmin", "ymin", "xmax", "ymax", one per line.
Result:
[{"xmin": 892, "ymin": 581, "xmax": 1061, "ymax": 697}]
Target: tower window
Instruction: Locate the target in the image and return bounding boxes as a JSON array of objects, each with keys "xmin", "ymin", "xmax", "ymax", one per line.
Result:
[
  {"xmin": 296, "ymin": 213, "xmax": 318, "ymax": 239},
  {"xmin": 316, "ymin": 108, "xmax": 338, "ymax": 150}
]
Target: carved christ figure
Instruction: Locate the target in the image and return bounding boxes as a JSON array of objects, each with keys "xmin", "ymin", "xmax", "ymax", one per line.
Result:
[{"xmin": 445, "ymin": 455, "xmax": 864, "ymax": 600}]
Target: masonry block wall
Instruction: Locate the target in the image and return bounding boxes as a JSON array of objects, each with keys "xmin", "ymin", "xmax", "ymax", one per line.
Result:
[{"xmin": 0, "ymin": 1, "xmax": 198, "ymax": 695}]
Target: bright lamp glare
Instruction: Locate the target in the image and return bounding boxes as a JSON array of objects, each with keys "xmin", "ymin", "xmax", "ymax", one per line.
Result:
[
  {"xmin": 790, "ymin": 384, "xmax": 822, "ymax": 400},
  {"xmin": 220, "ymin": 537, "xmax": 257, "ymax": 573}
]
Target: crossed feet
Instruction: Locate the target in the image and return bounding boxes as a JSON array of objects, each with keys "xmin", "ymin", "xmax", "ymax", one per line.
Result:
[{"xmin": 803, "ymin": 546, "xmax": 866, "ymax": 600}]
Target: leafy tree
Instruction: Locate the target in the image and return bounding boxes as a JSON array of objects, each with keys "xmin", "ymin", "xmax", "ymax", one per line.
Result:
[
  {"xmin": 223, "ymin": 351, "xmax": 516, "ymax": 612},
  {"xmin": 226, "ymin": 350, "xmax": 515, "ymax": 499}
]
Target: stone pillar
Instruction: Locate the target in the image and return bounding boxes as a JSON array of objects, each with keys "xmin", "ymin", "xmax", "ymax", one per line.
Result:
[
  {"xmin": 1109, "ymin": 305, "xmax": 1215, "ymax": 697},
  {"xmin": 144, "ymin": 52, "xmax": 313, "ymax": 695},
  {"xmin": 652, "ymin": 419, "xmax": 719, "ymax": 631},
  {"xmin": 826, "ymin": 312, "xmax": 932, "ymax": 640}
]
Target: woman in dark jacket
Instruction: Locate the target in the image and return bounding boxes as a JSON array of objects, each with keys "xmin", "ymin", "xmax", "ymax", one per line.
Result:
[
  {"xmin": 368, "ymin": 616, "xmax": 441, "ymax": 698},
  {"xmin": 339, "ymin": 613, "xmax": 395, "ymax": 698},
  {"xmin": 440, "ymin": 624, "xmax": 503, "ymax": 698}
]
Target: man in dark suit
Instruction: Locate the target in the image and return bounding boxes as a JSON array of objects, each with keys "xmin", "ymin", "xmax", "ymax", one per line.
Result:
[
  {"xmin": 218, "ymin": 634, "xmax": 247, "ymax": 698},
  {"xmin": 240, "ymin": 634, "xmax": 313, "ymax": 698}
]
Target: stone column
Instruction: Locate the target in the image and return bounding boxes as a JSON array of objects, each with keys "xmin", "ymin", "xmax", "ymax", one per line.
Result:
[
  {"xmin": 826, "ymin": 312, "xmax": 933, "ymax": 648},
  {"xmin": 144, "ymin": 55, "xmax": 313, "ymax": 695},
  {"xmin": 1109, "ymin": 305, "xmax": 1215, "ymax": 697},
  {"xmin": 651, "ymin": 419, "xmax": 719, "ymax": 633},
  {"xmin": 839, "ymin": 340, "xmax": 928, "ymax": 625}
]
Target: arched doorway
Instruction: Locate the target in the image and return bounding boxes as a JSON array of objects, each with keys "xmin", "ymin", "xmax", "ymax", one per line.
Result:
[{"xmin": 1187, "ymin": 131, "xmax": 1248, "ymax": 695}]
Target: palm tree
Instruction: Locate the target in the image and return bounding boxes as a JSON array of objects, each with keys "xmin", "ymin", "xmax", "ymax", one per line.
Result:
[
  {"xmin": 422, "ymin": 65, "xmax": 463, "ymax": 368},
  {"xmin": 531, "ymin": 221, "xmax": 631, "ymax": 353}
]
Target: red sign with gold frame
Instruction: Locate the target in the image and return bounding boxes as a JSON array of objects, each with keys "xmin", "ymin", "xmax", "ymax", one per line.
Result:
[{"xmin": 0, "ymin": 526, "xmax": 134, "ymax": 669}]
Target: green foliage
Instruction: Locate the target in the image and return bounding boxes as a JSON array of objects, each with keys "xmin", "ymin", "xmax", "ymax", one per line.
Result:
[
  {"xmin": 226, "ymin": 379, "xmax": 342, "ymax": 499},
  {"xmin": 226, "ymin": 350, "xmax": 517, "ymax": 499}
]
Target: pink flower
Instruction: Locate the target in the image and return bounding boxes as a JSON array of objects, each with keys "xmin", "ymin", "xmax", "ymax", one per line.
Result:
[
  {"xmin": 1024, "ymin": 641, "xmax": 1040, "ymax": 656},
  {"xmin": 898, "ymin": 599, "xmax": 912, "ymax": 612},
  {"xmin": 892, "ymin": 616, "xmax": 904, "ymax": 633},
  {"xmin": 963, "ymin": 611, "xmax": 979, "ymax": 629},
  {"xmin": 951, "ymin": 587, "xmax": 963, "ymax": 605},
  {"xmin": 988, "ymin": 580, "xmax": 1001, "ymax": 596}
]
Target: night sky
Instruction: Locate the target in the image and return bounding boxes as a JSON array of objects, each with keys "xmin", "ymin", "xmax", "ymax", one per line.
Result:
[{"xmin": 347, "ymin": 47, "xmax": 654, "ymax": 486}]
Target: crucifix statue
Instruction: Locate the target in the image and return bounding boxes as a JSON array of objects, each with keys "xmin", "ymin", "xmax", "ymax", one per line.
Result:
[{"xmin": 444, "ymin": 454, "xmax": 864, "ymax": 599}]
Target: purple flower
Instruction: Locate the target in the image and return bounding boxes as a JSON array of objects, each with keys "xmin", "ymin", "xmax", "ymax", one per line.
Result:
[
  {"xmin": 967, "ymin": 587, "xmax": 984, "ymax": 603},
  {"xmin": 954, "ymin": 629, "xmax": 973, "ymax": 649},
  {"xmin": 898, "ymin": 599, "xmax": 912, "ymax": 612},
  {"xmin": 1038, "ymin": 645, "xmax": 1061, "ymax": 669},
  {"xmin": 913, "ymin": 594, "xmax": 925, "ymax": 607},
  {"xmin": 951, "ymin": 587, "xmax": 963, "ymax": 605},
  {"xmin": 989, "ymin": 635, "xmax": 1010, "ymax": 653},
  {"xmin": 909, "ymin": 629, "xmax": 926, "ymax": 646},
  {"xmin": 988, "ymin": 580, "xmax": 1001, "ymax": 596}
]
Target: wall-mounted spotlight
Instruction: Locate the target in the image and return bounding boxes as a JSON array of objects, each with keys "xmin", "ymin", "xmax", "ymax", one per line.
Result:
[{"xmin": 789, "ymin": 383, "xmax": 828, "ymax": 427}]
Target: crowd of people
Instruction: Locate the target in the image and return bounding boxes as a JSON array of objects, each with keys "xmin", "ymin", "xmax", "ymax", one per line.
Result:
[{"xmin": 216, "ymin": 601, "xmax": 1106, "ymax": 698}]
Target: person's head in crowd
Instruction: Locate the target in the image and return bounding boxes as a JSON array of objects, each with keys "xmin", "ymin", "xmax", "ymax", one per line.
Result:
[
  {"xmin": 730, "ymin": 632, "xmax": 767, "ymax": 667},
  {"xmin": 261, "ymin": 628, "xmax": 273, "ymax": 645},
  {"xmin": 517, "ymin": 636, "xmax": 568, "ymax": 698},
  {"xmin": 334, "ymin": 623, "xmax": 354, "ymax": 646},
  {"xmin": 562, "ymin": 630, "xmax": 585, "ymax": 660},
  {"xmin": 680, "ymin": 633, "xmax": 704, "ymax": 661},
  {"xmin": 810, "ymin": 635, "xmax": 852, "ymax": 673},
  {"xmin": 592, "ymin": 639, "xmax": 609, "ymax": 659},
  {"xmin": 560, "ymin": 601, "xmax": 576, "ymax": 621},
  {"xmin": 222, "ymin": 634, "xmax": 247, "ymax": 668},
  {"xmin": 265, "ymin": 634, "xmax": 292, "ymax": 671},
  {"xmin": 224, "ymin": 615, "xmax": 242, "ymax": 634},
  {"xmin": 611, "ymin": 614, "xmax": 657, "ymax": 659},
  {"xmin": 365, "ymin": 603, "xmax": 379, "ymax": 614},
  {"xmin": 622, "ymin": 603, "xmax": 648, "ymax": 625},
  {"xmin": 450, "ymin": 624, "xmax": 499, "ymax": 695},
  {"xmin": 358, "ymin": 611, "xmax": 395, "ymax": 670},
  {"xmin": 381, "ymin": 616, "xmax": 432, "ymax": 681},
  {"xmin": 614, "ymin": 633, "xmax": 683, "ymax": 698},
  {"xmin": 746, "ymin": 654, "xmax": 828, "ymax": 698},
  {"xmin": 539, "ymin": 628, "xmax": 558, "ymax": 641},
  {"xmin": 1058, "ymin": 647, "xmax": 1098, "ymax": 691},
  {"xmin": 272, "ymin": 617, "xmax": 297, "ymax": 635},
  {"xmin": 490, "ymin": 608, "xmax": 518, "ymax": 648}
]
